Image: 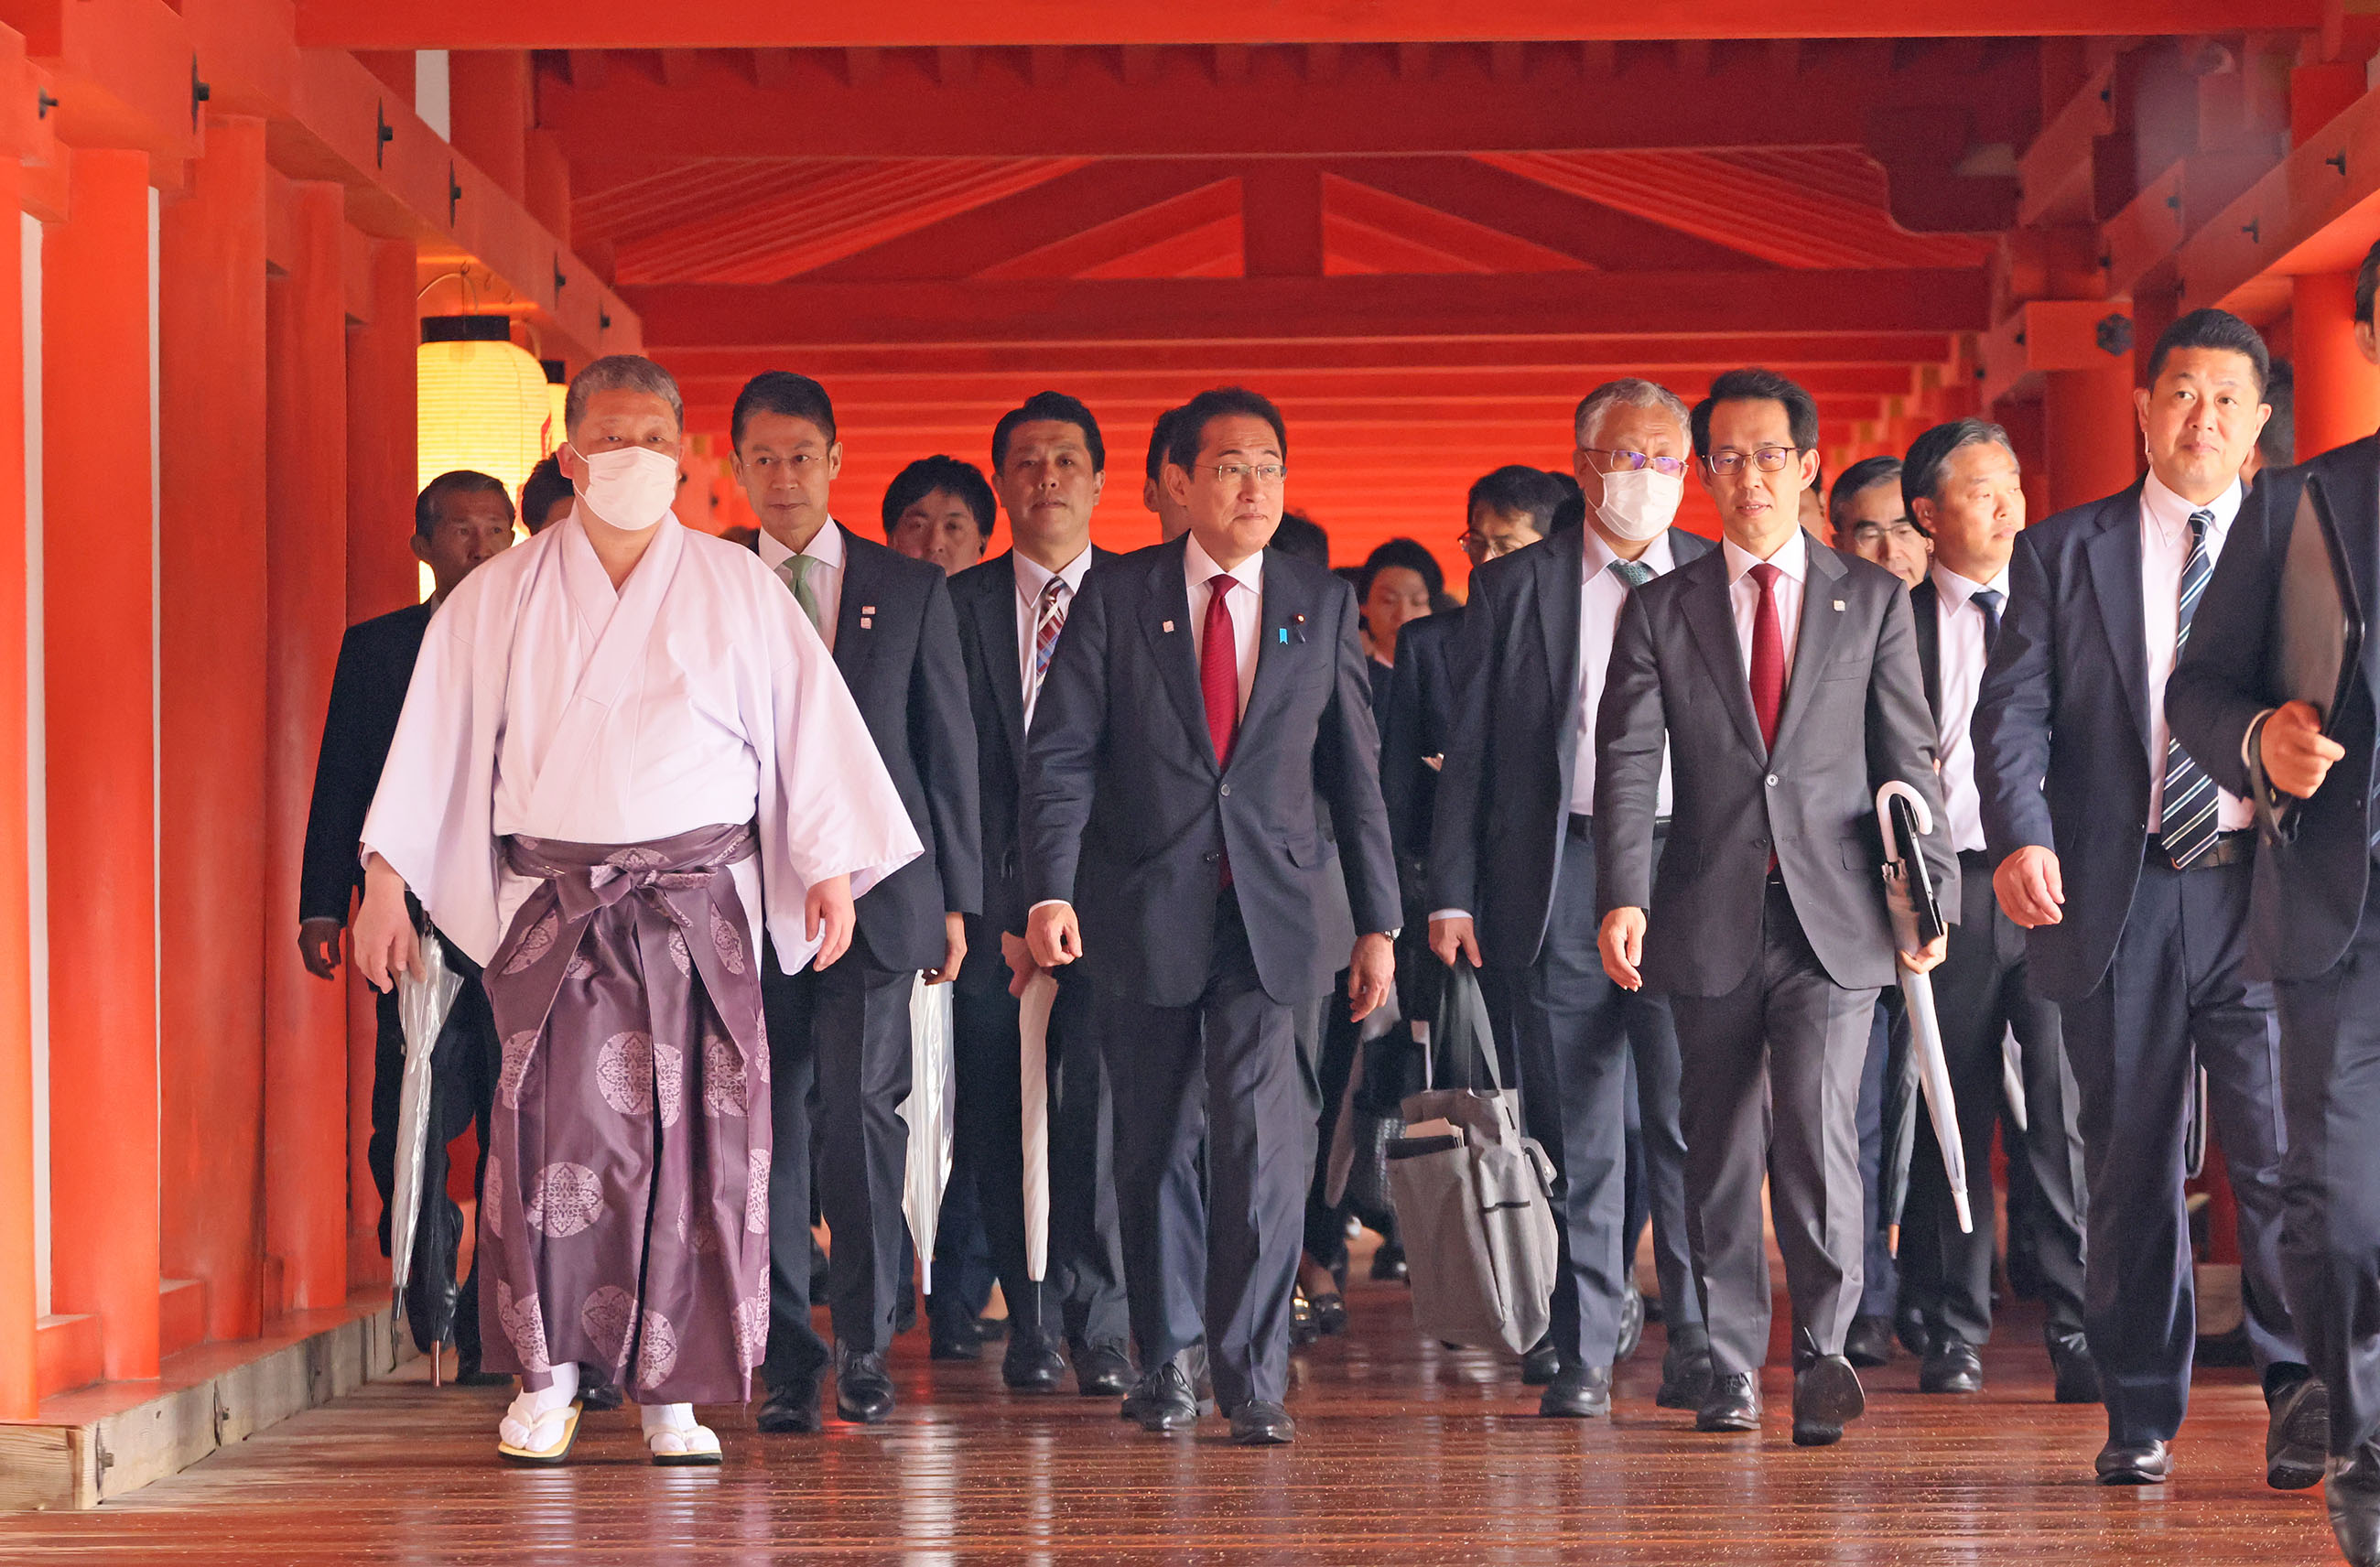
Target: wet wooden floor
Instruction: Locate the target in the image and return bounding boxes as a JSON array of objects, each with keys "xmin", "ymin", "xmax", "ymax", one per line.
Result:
[{"xmin": 0, "ymin": 1276, "xmax": 2343, "ymax": 1565}]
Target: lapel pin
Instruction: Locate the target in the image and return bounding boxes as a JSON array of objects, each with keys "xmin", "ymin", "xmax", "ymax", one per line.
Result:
[
  {"xmin": 1293, "ymin": 612, "xmax": 1308, "ymax": 643},
  {"xmin": 1278, "ymin": 628, "xmax": 1289, "ymax": 643},
  {"xmin": 1834, "ymin": 600, "xmax": 1846, "ymax": 611},
  {"xmin": 1163, "ymin": 620, "xmax": 1175, "ymax": 632},
  {"xmin": 862, "ymin": 605, "xmax": 875, "ymax": 615}
]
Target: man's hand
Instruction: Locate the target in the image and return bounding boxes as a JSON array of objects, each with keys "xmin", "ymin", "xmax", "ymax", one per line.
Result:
[
  {"xmin": 805, "ymin": 874, "xmax": 856, "ymax": 971},
  {"xmin": 1899, "ymin": 933, "xmax": 1949, "ymax": 975},
  {"xmin": 1001, "ymin": 930, "xmax": 1042, "ymax": 999},
  {"xmin": 925, "ymin": 912, "xmax": 968, "ymax": 985},
  {"xmin": 1027, "ymin": 902, "xmax": 1083, "ymax": 970},
  {"xmin": 1428, "ymin": 914, "xmax": 1480, "ymax": 969},
  {"xmin": 1599, "ymin": 907, "xmax": 1647, "ymax": 990},
  {"xmin": 2260, "ymin": 700, "xmax": 2346, "ymax": 800},
  {"xmin": 1347, "ymin": 933, "xmax": 1395, "ymax": 1022},
  {"xmin": 1993, "ymin": 845, "xmax": 2064, "ymax": 928},
  {"xmin": 352, "ymin": 857, "xmax": 421, "ymax": 993},
  {"xmin": 298, "ymin": 917, "xmax": 344, "ymax": 980}
]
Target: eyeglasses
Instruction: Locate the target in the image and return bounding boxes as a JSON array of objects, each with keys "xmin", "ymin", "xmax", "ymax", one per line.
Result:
[
  {"xmin": 1456, "ymin": 529, "xmax": 1536, "ymax": 561},
  {"xmin": 1579, "ymin": 447, "xmax": 1691, "ymax": 479},
  {"xmin": 1703, "ymin": 446, "xmax": 1803, "ymax": 477},
  {"xmin": 1198, "ymin": 462, "xmax": 1288, "ymax": 484},
  {"xmin": 1850, "ymin": 518, "xmax": 1921, "ymax": 542}
]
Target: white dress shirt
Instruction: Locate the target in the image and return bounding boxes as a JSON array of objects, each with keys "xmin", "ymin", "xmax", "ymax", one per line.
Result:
[
  {"xmin": 2139, "ymin": 471, "xmax": 2252, "ymax": 832},
  {"xmin": 1721, "ymin": 528, "xmax": 1807, "ymax": 682},
  {"xmin": 757, "ymin": 518, "xmax": 846, "ymax": 653},
  {"xmin": 1184, "ymin": 533, "xmax": 1263, "ymax": 721},
  {"xmin": 1928, "ymin": 561, "xmax": 2006, "ymax": 855},
  {"xmin": 1013, "ymin": 544, "xmax": 1095, "ymax": 727},
  {"xmin": 1574, "ymin": 530, "xmax": 1677, "ymax": 818}
]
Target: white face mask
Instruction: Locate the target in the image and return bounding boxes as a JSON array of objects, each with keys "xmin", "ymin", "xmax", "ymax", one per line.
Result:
[
  {"xmin": 1595, "ymin": 465, "xmax": 1683, "ymax": 543},
  {"xmin": 572, "ymin": 444, "xmax": 678, "ymax": 532}
]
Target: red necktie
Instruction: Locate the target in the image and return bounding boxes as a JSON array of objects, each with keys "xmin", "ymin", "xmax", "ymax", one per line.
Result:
[
  {"xmin": 1747, "ymin": 561, "xmax": 1785, "ymax": 751},
  {"xmin": 1201, "ymin": 572, "xmax": 1239, "ymax": 886}
]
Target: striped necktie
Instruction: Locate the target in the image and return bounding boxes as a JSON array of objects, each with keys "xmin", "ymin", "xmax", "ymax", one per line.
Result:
[
  {"xmin": 2158, "ymin": 510, "xmax": 2220, "ymax": 868},
  {"xmin": 1030, "ymin": 576, "xmax": 1070, "ymax": 703},
  {"xmin": 776, "ymin": 553, "xmax": 824, "ymax": 635}
]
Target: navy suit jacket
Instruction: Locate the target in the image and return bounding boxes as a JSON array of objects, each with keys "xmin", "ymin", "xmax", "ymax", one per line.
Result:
[
  {"xmin": 2169, "ymin": 438, "xmax": 2380, "ymax": 980},
  {"xmin": 1379, "ymin": 605, "xmax": 1458, "ymax": 900},
  {"xmin": 1021, "ymin": 535, "xmax": 1401, "ymax": 1008},
  {"xmin": 300, "ymin": 601, "xmax": 433, "ymax": 924}
]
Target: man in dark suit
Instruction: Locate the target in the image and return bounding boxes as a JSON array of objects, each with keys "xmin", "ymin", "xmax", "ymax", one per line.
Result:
[
  {"xmin": 1972, "ymin": 308, "xmax": 2313, "ymax": 1488},
  {"xmin": 2168, "ymin": 243, "xmax": 2380, "ymax": 1567},
  {"xmin": 1430, "ymin": 387, "xmax": 1714, "ymax": 1421},
  {"xmin": 1022, "ymin": 386, "xmax": 1401, "ymax": 1445},
  {"xmin": 1595, "ymin": 367, "xmax": 1953, "ymax": 1447},
  {"xmin": 1893, "ymin": 420, "xmax": 2094, "ymax": 1401},
  {"xmin": 730, "ymin": 373, "xmax": 982, "ymax": 1432},
  {"xmin": 298, "ymin": 470, "xmax": 515, "ymax": 1380},
  {"xmin": 943, "ymin": 391, "xmax": 1131, "ymax": 1396}
]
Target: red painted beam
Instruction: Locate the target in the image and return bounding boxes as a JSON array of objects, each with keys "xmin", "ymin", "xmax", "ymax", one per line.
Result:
[
  {"xmin": 301, "ymin": 2, "xmax": 2312, "ymax": 49},
  {"xmin": 1330, "ymin": 158, "xmax": 1765, "ymax": 272},
  {"xmin": 672, "ymin": 364, "xmax": 1918, "ymax": 404},
  {"xmin": 629, "ymin": 269, "xmax": 1989, "ymax": 347}
]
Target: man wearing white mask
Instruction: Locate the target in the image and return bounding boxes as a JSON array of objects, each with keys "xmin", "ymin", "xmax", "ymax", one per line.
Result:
[
  {"xmin": 1429, "ymin": 378, "xmax": 1715, "ymax": 1419},
  {"xmin": 351, "ymin": 355, "xmax": 922, "ymax": 1467}
]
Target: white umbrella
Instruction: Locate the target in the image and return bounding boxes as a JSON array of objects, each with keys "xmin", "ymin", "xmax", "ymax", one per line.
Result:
[
  {"xmin": 391, "ymin": 924, "xmax": 464, "ymax": 1374},
  {"xmin": 1877, "ymin": 781, "xmax": 1972, "ymax": 1241},
  {"xmin": 2001, "ymin": 1025, "xmax": 2028, "ymax": 1133},
  {"xmin": 1018, "ymin": 970, "xmax": 1059, "ymax": 1281},
  {"xmin": 898, "ymin": 973, "xmax": 957, "ymax": 1292}
]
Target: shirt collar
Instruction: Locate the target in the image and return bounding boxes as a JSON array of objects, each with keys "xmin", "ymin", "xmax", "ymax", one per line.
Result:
[
  {"xmin": 1931, "ymin": 560, "xmax": 2009, "ymax": 607},
  {"xmin": 2141, "ymin": 469, "xmax": 2240, "ymax": 542},
  {"xmin": 1013, "ymin": 544, "xmax": 1094, "ymax": 603},
  {"xmin": 1185, "ymin": 532, "xmax": 1264, "ymax": 596},
  {"xmin": 1581, "ymin": 527, "xmax": 1677, "ymax": 583},
  {"xmin": 756, "ymin": 519, "xmax": 844, "ymax": 572},
  {"xmin": 1721, "ymin": 528, "xmax": 1807, "ymax": 587}
]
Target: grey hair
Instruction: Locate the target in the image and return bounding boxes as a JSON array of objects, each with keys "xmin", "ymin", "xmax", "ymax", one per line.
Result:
[
  {"xmin": 1573, "ymin": 377, "xmax": 1694, "ymax": 448},
  {"xmin": 564, "ymin": 354, "xmax": 684, "ymax": 438}
]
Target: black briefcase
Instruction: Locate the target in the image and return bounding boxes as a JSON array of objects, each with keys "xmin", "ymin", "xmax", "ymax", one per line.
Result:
[{"xmin": 2251, "ymin": 475, "xmax": 2365, "ymax": 844}]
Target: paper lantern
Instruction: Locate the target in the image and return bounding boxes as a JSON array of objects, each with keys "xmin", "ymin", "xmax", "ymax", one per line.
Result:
[
  {"xmin": 417, "ymin": 316, "xmax": 549, "ymax": 500},
  {"xmin": 542, "ymin": 358, "xmax": 568, "ymax": 456}
]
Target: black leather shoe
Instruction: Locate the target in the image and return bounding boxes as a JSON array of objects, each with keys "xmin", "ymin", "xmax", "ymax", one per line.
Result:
[
  {"xmin": 450, "ymin": 1353, "xmax": 513, "ymax": 1388},
  {"xmin": 1791, "ymin": 1355, "xmax": 1866, "ymax": 1446},
  {"xmin": 1289, "ymin": 1291, "xmax": 1319, "ymax": 1347},
  {"xmin": 833, "ymin": 1342, "xmax": 896, "ymax": 1424},
  {"xmin": 1615, "ymin": 1288, "xmax": 1646, "ymax": 1364},
  {"xmin": 2095, "ymin": 1438, "xmax": 2171, "ymax": 1485},
  {"xmin": 1073, "ymin": 1340, "xmax": 1134, "ymax": 1398},
  {"xmin": 1696, "ymin": 1370, "xmax": 1762, "ymax": 1432},
  {"xmin": 1309, "ymin": 1292, "xmax": 1348, "ymax": 1337},
  {"xmin": 2049, "ymin": 1337, "xmax": 2101, "ymax": 1404},
  {"xmin": 1657, "ymin": 1344, "xmax": 1714, "ymax": 1410},
  {"xmin": 1540, "ymin": 1364, "xmax": 1612, "ymax": 1419},
  {"xmin": 1895, "ymin": 1308, "xmax": 1934, "ymax": 1362},
  {"xmin": 1843, "ymin": 1314, "xmax": 1895, "ymax": 1369},
  {"xmin": 2330, "ymin": 1443, "xmax": 2380, "ymax": 1566},
  {"xmin": 929, "ymin": 1331, "xmax": 980, "ymax": 1362},
  {"xmin": 1919, "ymin": 1339, "xmax": 1984, "ymax": 1394},
  {"xmin": 756, "ymin": 1373, "xmax": 823, "ymax": 1434},
  {"xmin": 579, "ymin": 1379, "xmax": 625, "ymax": 1413},
  {"xmin": 1001, "ymin": 1332, "xmax": 1066, "ymax": 1392},
  {"xmin": 1121, "ymin": 1362, "xmax": 1201, "ymax": 1433},
  {"xmin": 971, "ymin": 1315, "xmax": 1010, "ymax": 1344},
  {"xmin": 1520, "ymin": 1335, "xmax": 1561, "ymax": 1387},
  {"xmin": 1229, "ymin": 1399, "xmax": 1296, "ymax": 1444},
  {"xmin": 1370, "ymin": 1243, "xmax": 1408, "ymax": 1283},
  {"xmin": 2268, "ymin": 1375, "xmax": 2330, "ymax": 1491}
]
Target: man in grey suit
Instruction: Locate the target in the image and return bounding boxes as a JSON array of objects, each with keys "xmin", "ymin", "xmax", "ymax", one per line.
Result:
[
  {"xmin": 1595, "ymin": 367, "xmax": 1953, "ymax": 1447},
  {"xmin": 1431, "ymin": 381, "xmax": 1714, "ymax": 1421},
  {"xmin": 1022, "ymin": 386, "xmax": 1401, "ymax": 1445}
]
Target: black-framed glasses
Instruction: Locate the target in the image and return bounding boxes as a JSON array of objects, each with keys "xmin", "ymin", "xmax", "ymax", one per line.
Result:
[
  {"xmin": 1578, "ymin": 447, "xmax": 1691, "ymax": 479},
  {"xmin": 1704, "ymin": 446, "xmax": 1803, "ymax": 477},
  {"xmin": 1198, "ymin": 461, "xmax": 1288, "ymax": 484}
]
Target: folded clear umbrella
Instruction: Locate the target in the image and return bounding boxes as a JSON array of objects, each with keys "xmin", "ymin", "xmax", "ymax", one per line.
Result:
[
  {"xmin": 1017, "ymin": 970, "xmax": 1059, "ymax": 1281},
  {"xmin": 391, "ymin": 921, "xmax": 464, "ymax": 1378},
  {"xmin": 898, "ymin": 973, "xmax": 957, "ymax": 1292},
  {"xmin": 1877, "ymin": 781, "xmax": 1972, "ymax": 1248}
]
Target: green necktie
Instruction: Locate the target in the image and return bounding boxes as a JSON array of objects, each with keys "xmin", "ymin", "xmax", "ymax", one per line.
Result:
[{"xmin": 777, "ymin": 553, "xmax": 824, "ymax": 634}]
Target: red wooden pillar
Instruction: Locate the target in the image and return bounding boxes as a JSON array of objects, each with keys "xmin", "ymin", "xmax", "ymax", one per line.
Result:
[
  {"xmin": 157, "ymin": 114, "xmax": 270, "ymax": 1344},
  {"xmin": 449, "ymin": 51, "xmax": 529, "ymax": 203},
  {"xmin": 0, "ymin": 151, "xmax": 38, "ymax": 1420},
  {"xmin": 43, "ymin": 146, "xmax": 160, "ymax": 1381},
  {"xmin": 2293, "ymin": 271, "xmax": 2380, "ymax": 461},
  {"xmin": 2043, "ymin": 361, "xmax": 2138, "ymax": 514},
  {"xmin": 263, "ymin": 181, "xmax": 350, "ymax": 1313}
]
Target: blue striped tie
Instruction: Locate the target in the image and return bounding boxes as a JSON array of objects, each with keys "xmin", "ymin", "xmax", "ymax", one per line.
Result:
[{"xmin": 2159, "ymin": 510, "xmax": 2221, "ymax": 868}]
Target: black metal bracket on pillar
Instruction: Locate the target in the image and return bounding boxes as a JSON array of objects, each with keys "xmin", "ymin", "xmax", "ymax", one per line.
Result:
[
  {"xmin": 448, "ymin": 163, "xmax": 462, "ymax": 226},
  {"xmin": 554, "ymin": 255, "xmax": 567, "ymax": 297},
  {"xmin": 189, "ymin": 55, "xmax": 211, "ymax": 132},
  {"xmin": 36, "ymin": 90, "xmax": 55, "ymax": 120},
  {"xmin": 377, "ymin": 102, "xmax": 394, "ymax": 168}
]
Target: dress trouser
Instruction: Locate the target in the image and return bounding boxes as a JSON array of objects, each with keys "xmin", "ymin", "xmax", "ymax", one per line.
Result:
[
  {"xmin": 2061, "ymin": 853, "xmax": 2300, "ymax": 1445},
  {"xmin": 2275, "ymin": 875, "xmax": 2380, "ymax": 1457},
  {"xmin": 1903, "ymin": 849, "xmax": 2089, "ymax": 1351},
  {"xmin": 1670, "ymin": 877, "xmax": 1876, "ymax": 1377},
  {"xmin": 1500, "ymin": 820, "xmax": 1704, "ymax": 1371},
  {"xmin": 1104, "ymin": 891, "xmax": 1313, "ymax": 1411},
  {"xmin": 761, "ymin": 937, "xmax": 915, "ymax": 1383},
  {"xmin": 1854, "ymin": 992, "xmax": 1905, "ymax": 1320},
  {"xmin": 948, "ymin": 964, "xmax": 1130, "ymax": 1353}
]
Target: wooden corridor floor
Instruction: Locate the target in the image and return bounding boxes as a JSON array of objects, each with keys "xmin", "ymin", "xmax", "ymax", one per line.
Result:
[{"xmin": 0, "ymin": 1276, "xmax": 2343, "ymax": 1566}]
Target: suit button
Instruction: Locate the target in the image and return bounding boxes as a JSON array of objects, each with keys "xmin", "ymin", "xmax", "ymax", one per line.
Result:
[
  {"xmin": 1203, "ymin": 850, "xmax": 1220, "ymax": 863},
  {"xmin": 1765, "ymin": 774, "xmax": 1779, "ymax": 788},
  {"xmin": 1754, "ymin": 838, "xmax": 1769, "ymax": 849},
  {"xmin": 1220, "ymin": 783, "xmax": 1232, "ymax": 797}
]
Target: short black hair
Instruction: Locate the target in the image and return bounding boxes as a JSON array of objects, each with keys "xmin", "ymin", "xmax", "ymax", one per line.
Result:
[
  {"xmin": 1545, "ymin": 469, "xmax": 1582, "ymax": 503},
  {"xmin": 1691, "ymin": 367, "xmax": 1820, "ymax": 458},
  {"xmin": 1466, "ymin": 465, "xmax": 1566, "ymax": 533},
  {"xmin": 1166, "ymin": 386, "xmax": 1288, "ymax": 472},
  {"xmin": 1358, "ymin": 538, "xmax": 1444, "ymax": 604},
  {"xmin": 519, "ymin": 454, "xmax": 573, "ymax": 534},
  {"xmin": 2359, "ymin": 241, "xmax": 2380, "ymax": 327},
  {"xmin": 1900, "ymin": 419, "xmax": 2015, "ymax": 519},
  {"xmin": 1144, "ymin": 405, "xmax": 1185, "ymax": 484},
  {"xmin": 731, "ymin": 371, "xmax": 836, "ymax": 448},
  {"xmin": 1827, "ymin": 455, "xmax": 1903, "ymax": 532},
  {"xmin": 1271, "ymin": 511, "xmax": 1329, "ymax": 569},
  {"xmin": 2145, "ymin": 308, "xmax": 2269, "ymax": 396},
  {"xmin": 992, "ymin": 390, "xmax": 1105, "ymax": 474},
  {"xmin": 416, "ymin": 470, "xmax": 509, "ymax": 537},
  {"xmin": 2257, "ymin": 359, "xmax": 2295, "ymax": 471},
  {"xmin": 881, "ymin": 455, "xmax": 997, "ymax": 540}
]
